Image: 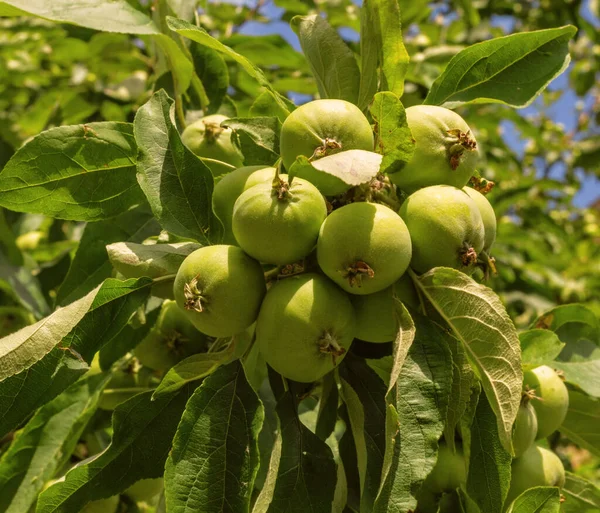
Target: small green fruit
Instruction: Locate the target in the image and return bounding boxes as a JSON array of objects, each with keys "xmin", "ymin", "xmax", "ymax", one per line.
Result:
[
  {"xmin": 98, "ymin": 364, "xmax": 149, "ymax": 411},
  {"xmin": 256, "ymin": 273, "xmax": 355, "ymax": 383},
  {"xmin": 399, "ymin": 185, "xmax": 485, "ymax": 274},
  {"xmin": 81, "ymin": 496, "xmax": 120, "ymax": 513},
  {"xmin": 389, "ymin": 105, "xmax": 479, "ymax": 194},
  {"xmin": 280, "ymin": 99, "xmax": 374, "ymax": 174},
  {"xmin": 423, "ymin": 442, "xmax": 466, "ymax": 494},
  {"xmin": 523, "ymin": 365, "xmax": 569, "ymax": 439},
  {"xmin": 125, "ymin": 478, "xmax": 164, "ymax": 503},
  {"xmin": 134, "ymin": 301, "xmax": 209, "ymax": 371},
  {"xmin": 505, "ymin": 445, "xmax": 565, "ymax": 509},
  {"xmin": 213, "ymin": 165, "xmax": 277, "ymax": 244},
  {"xmin": 350, "ymin": 275, "xmax": 418, "ymax": 343},
  {"xmin": 181, "ymin": 114, "xmax": 243, "ymax": 172},
  {"xmin": 317, "ymin": 202, "xmax": 412, "ymax": 295},
  {"xmin": 173, "ymin": 245, "xmax": 266, "ymax": 337},
  {"xmin": 232, "ymin": 177, "xmax": 327, "ymax": 265},
  {"xmin": 512, "ymin": 400, "xmax": 538, "ymax": 458},
  {"xmin": 463, "ymin": 187, "xmax": 496, "ymax": 251}
]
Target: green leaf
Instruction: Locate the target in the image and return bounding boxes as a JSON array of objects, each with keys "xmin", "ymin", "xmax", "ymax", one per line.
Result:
[
  {"xmin": 519, "ymin": 329, "xmax": 565, "ymax": 369},
  {"xmin": 166, "ymin": 17, "xmax": 291, "ymax": 117},
  {"xmin": 505, "ymin": 487, "xmax": 560, "ymax": 513},
  {"xmin": 0, "ymin": 0, "xmax": 158, "ymax": 34},
  {"xmin": 153, "ymin": 352, "xmax": 230, "ymax": 398},
  {"xmin": 0, "ymin": 373, "xmax": 109, "ymax": 513},
  {"xmin": 0, "ymin": 348, "xmax": 89, "ymax": 439},
  {"xmin": 415, "ymin": 267, "xmax": 523, "ymax": 453},
  {"xmin": 444, "ymin": 335, "xmax": 475, "ymax": 453},
  {"xmin": 291, "ymin": 14, "xmax": 360, "ymax": 104},
  {"xmin": 339, "ymin": 355, "xmax": 387, "ymax": 512},
  {"xmin": 56, "ymin": 206, "xmax": 159, "ymax": 307},
  {"xmin": 374, "ymin": 315, "xmax": 454, "ymax": 513},
  {"xmin": 224, "ymin": 117, "xmax": 281, "ymax": 166},
  {"xmin": 190, "ymin": 42, "xmax": 229, "ymax": 114},
  {"xmin": 250, "ymin": 91, "xmax": 295, "ymax": 124},
  {"xmin": 262, "ymin": 388, "xmax": 337, "ymax": 512},
  {"xmin": 315, "ymin": 372, "xmax": 339, "ymax": 442},
  {"xmin": 560, "ymin": 390, "xmax": 600, "ymax": 457},
  {"xmin": 289, "ymin": 151, "xmax": 382, "ymax": 193},
  {"xmin": 0, "ymin": 278, "xmax": 151, "ymax": 437},
  {"xmin": 387, "ymin": 298, "xmax": 416, "ymax": 393},
  {"xmin": 153, "ymin": 35, "xmax": 194, "ymax": 98},
  {"xmin": 361, "ymin": 0, "xmax": 409, "ymax": 98},
  {"xmin": 36, "ymin": 385, "xmax": 194, "ymax": 513},
  {"xmin": 99, "ymin": 301, "xmax": 161, "ymax": 370},
  {"xmin": 0, "ymin": 286, "xmax": 98, "ymax": 381},
  {"xmin": 425, "ymin": 26, "xmax": 577, "ymax": 108},
  {"xmin": 467, "ymin": 394, "xmax": 512, "ymax": 513},
  {"xmin": 107, "ymin": 241, "xmax": 200, "ymax": 280},
  {"xmin": 551, "ymin": 360, "xmax": 600, "ymax": 398},
  {"xmin": 60, "ymin": 278, "xmax": 152, "ymax": 362},
  {"xmin": 134, "ymin": 90, "xmax": 223, "ymax": 244},
  {"xmin": 370, "ymin": 92, "xmax": 415, "ymax": 175},
  {"xmin": 358, "ymin": 2, "xmax": 379, "ymax": 110},
  {"xmin": 0, "ymin": 123, "xmax": 144, "ymax": 221},
  {"xmin": 165, "ymin": 361, "xmax": 263, "ymax": 513},
  {"xmin": 561, "ymin": 472, "xmax": 600, "ymax": 513}
]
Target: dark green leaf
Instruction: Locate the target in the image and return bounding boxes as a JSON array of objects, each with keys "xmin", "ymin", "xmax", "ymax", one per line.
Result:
[
  {"xmin": 340, "ymin": 355, "xmax": 387, "ymax": 512},
  {"xmin": 519, "ymin": 330, "xmax": 565, "ymax": 369},
  {"xmin": 167, "ymin": 17, "xmax": 291, "ymax": 117},
  {"xmin": 551, "ymin": 360, "xmax": 600, "ymax": 398},
  {"xmin": 374, "ymin": 315, "xmax": 454, "ymax": 513},
  {"xmin": 358, "ymin": 2, "xmax": 379, "ymax": 111},
  {"xmin": 36, "ymin": 385, "xmax": 194, "ymax": 513},
  {"xmin": 165, "ymin": 361, "xmax": 263, "ymax": 513},
  {"xmin": 506, "ymin": 487, "xmax": 560, "ymax": 513},
  {"xmin": 416, "ymin": 268, "xmax": 522, "ymax": 453},
  {"xmin": 250, "ymin": 91, "xmax": 295, "ymax": 124},
  {"xmin": 263, "ymin": 389, "xmax": 337, "ymax": 512},
  {"xmin": 0, "ymin": 123, "xmax": 144, "ymax": 221},
  {"xmin": 0, "ymin": 373, "xmax": 109, "ymax": 513},
  {"xmin": 561, "ymin": 472, "xmax": 600, "ymax": 513},
  {"xmin": 99, "ymin": 302, "xmax": 161, "ymax": 370},
  {"xmin": 0, "ymin": 348, "xmax": 89, "ymax": 439},
  {"xmin": 361, "ymin": 0, "xmax": 409, "ymax": 98},
  {"xmin": 152, "ymin": 352, "xmax": 230, "ymax": 398},
  {"xmin": 444, "ymin": 335, "xmax": 475, "ymax": 453},
  {"xmin": 291, "ymin": 14, "xmax": 360, "ymax": 104},
  {"xmin": 56, "ymin": 206, "xmax": 159, "ymax": 306},
  {"xmin": 425, "ymin": 26, "xmax": 577, "ymax": 108},
  {"xmin": 560, "ymin": 390, "xmax": 600, "ymax": 457},
  {"xmin": 224, "ymin": 117, "xmax": 281, "ymax": 166},
  {"xmin": 134, "ymin": 90, "xmax": 223, "ymax": 244},
  {"xmin": 315, "ymin": 372, "xmax": 339, "ymax": 442},
  {"xmin": 467, "ymin": 394, "xmax": 512, "ymax": 513},
  {"xmin": 370, "ymin": 92, "xmax": 415, "ymax": 176},
  {"xmin": 190, "ymin": 42, "xmax": 229, "ymax": 114}
]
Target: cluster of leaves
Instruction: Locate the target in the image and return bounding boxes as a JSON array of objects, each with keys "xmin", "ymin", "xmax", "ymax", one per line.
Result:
[{"xmin": 0, "ymin": 0, "xmax": 599, "ymax": 513}]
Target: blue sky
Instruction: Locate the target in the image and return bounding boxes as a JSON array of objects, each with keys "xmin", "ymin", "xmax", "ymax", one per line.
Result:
[{"xmin": 216, "ymin": 0, "xmax": 600, "ymax": 207}]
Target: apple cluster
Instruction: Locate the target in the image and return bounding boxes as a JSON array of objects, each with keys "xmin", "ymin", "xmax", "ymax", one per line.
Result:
[{"xmin": 170, "ymin": 99, "xmax": 499, "ymax": 384}]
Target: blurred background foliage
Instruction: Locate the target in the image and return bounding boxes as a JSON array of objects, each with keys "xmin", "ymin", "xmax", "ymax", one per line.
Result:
[{"xmin": 0, "ymin": 0, "xmax": 598, "ymax": 492}]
